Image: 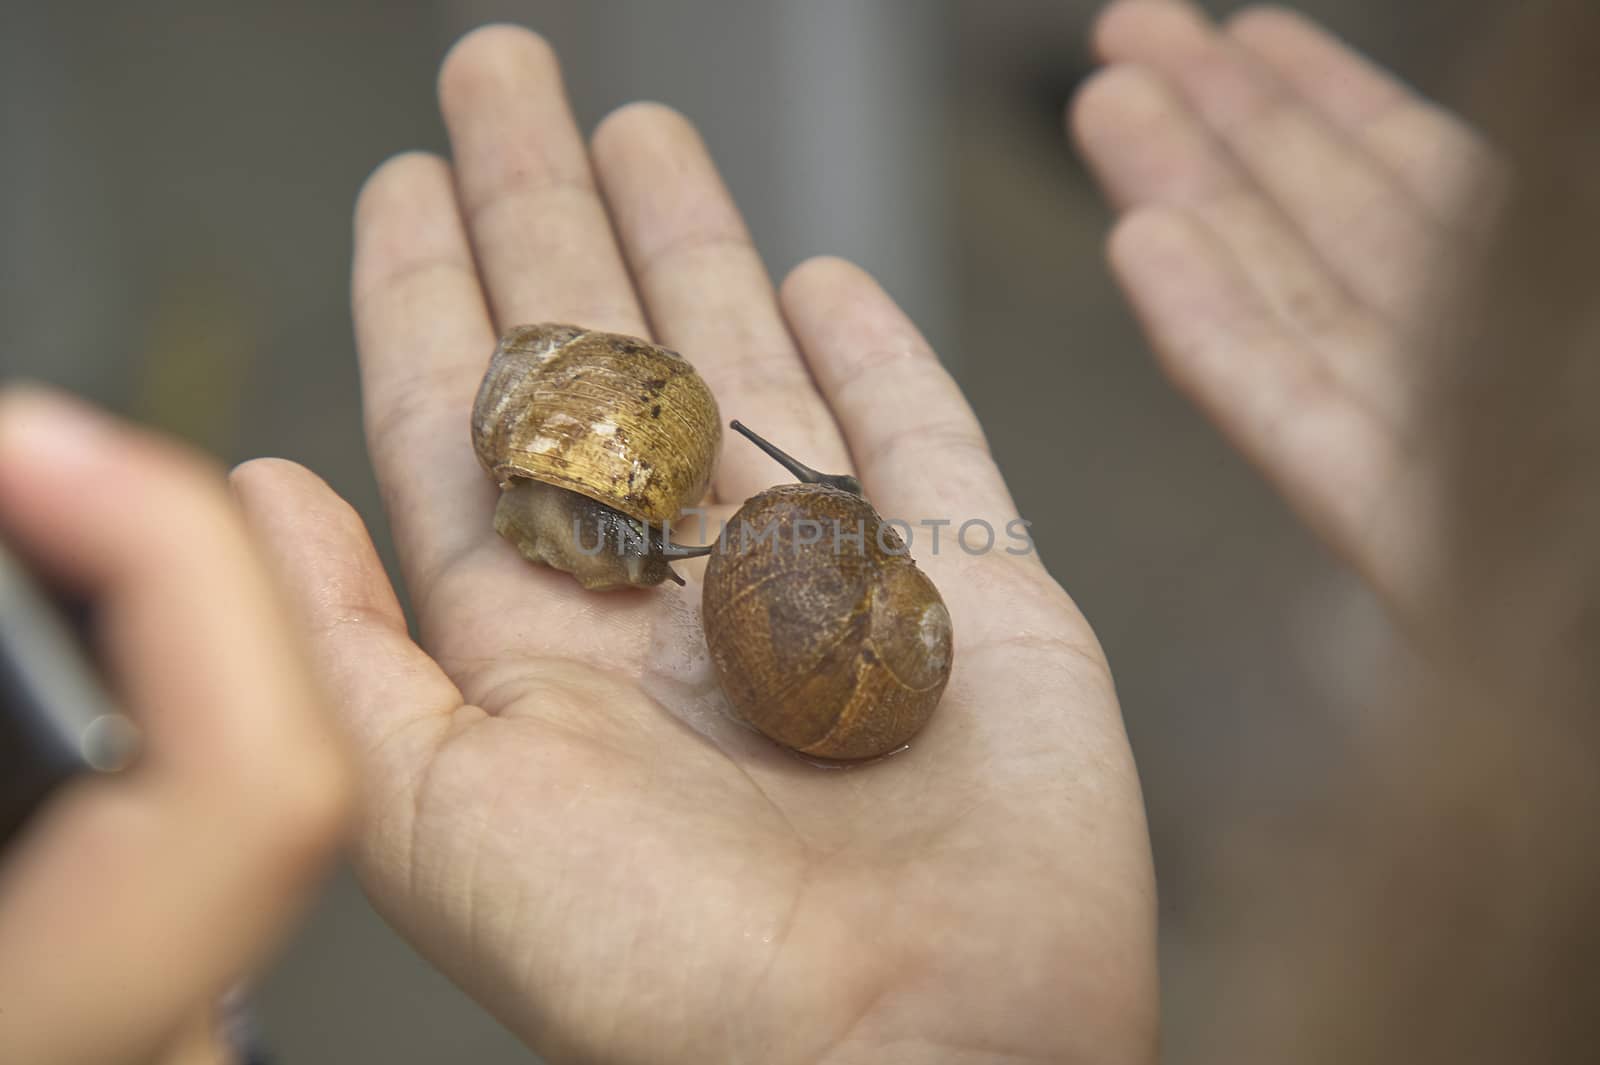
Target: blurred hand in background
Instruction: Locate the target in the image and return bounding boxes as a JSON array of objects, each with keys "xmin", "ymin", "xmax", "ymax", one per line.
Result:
[
  {"xmin": 233, "ymin": 23, "xmax": 1157, "ymax": 1065},
  {"xmin": 1079, "ymin": 4, "xmax": 1600, "ymax": 1064},
  {"xmin": 1073, "ymin": 0, "xmax": 1500, "ymax": 625},
  {"xmin": 0, "ymin": 388, "xmax": 352, "ymax": 1065}
]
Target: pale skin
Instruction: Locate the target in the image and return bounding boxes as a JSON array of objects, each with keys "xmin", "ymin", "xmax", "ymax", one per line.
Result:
[{"xmin": 0, "ymin": 1, "xmax": 1501, "ymax": 1062}]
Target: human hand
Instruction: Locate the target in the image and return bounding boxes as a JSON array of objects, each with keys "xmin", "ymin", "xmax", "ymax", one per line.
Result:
[
  {"xmin": 1072, "ymin": 0, "xmax": 1502, "ymax": 619},
  {"xmin": 232, "ymin": 25, "xmax": 1156, "ymax": 1065},
  {"xmin": 0, "ymin": 389, "xmax": 351, "ymax": 1065}
]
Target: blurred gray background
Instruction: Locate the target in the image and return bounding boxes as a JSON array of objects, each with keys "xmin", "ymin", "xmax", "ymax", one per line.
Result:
[{"xmin": 1, "ymin": 1, "xmax": 1472, "ymax": 1061}]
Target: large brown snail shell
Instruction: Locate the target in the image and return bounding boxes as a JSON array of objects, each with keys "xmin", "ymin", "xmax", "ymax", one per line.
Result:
[{"xmin": 701, "ymin": 426, "xmax": 953, "ymax": 761}]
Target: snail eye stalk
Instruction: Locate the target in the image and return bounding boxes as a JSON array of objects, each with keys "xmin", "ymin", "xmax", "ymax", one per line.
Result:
[{"xmin": 729, "ymin": 420, "xmax": 863, "ymax": 496}]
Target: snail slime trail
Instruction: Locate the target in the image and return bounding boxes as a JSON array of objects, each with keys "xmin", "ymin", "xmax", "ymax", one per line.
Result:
[
  {"xmin": 471, "ymin": 323, "xmax": 720, "ymax": 590},
  {"xmin": 702, "ymin": 423, "xmax": 954, "ymax": 762}
]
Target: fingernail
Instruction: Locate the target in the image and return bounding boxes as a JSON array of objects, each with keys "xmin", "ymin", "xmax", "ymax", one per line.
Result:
[{"xmin": 0, "ymin": 384, "xmax": 119, "ymax": 469}]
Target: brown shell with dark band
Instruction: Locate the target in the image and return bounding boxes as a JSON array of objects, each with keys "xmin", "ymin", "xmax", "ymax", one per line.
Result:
[
  {"xmin": 471, "ymin": 323, "xmax": 721, "ymax": 523},
  {"xmin": 702, "ymin": 483, "xmax": 954, "ymax": 761}
]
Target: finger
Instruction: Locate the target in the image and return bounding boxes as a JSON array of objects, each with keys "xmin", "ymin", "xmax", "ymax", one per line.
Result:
[
  {"xmin": 0, "ymin": 389, "xmax": 349, "ymax": 1065},
  {"xmin": 1225, "ymin": 6, "xmax": 1501, "ymax": 230},
  {"xmin": 780, "ymin": 257, "xmax": 1031, "ymax": 576},
  {"xmin": 352, "ymin": 150, "xmax": 500, "ymax": 602},
  {"xmin": 1071, "ymin": 64, "xmax": 1404, "ymax": 423},
  {"xmin": 1093, "ymin": 0, "xmax": 1440, "ymax": 322},
  {"xmin": 0, "ymin": 390, "xmax": 344, "ymax": 789},
  {"xmin": 230, "ymin": 459, "xmax": 462, "ymax": 801},
  {"xmin": 440, "ymin": 25, "xmax": 647, "ymax": 337},
  {"xmin": 592, "ymin": 103, "xmax": 852, "ymax": 504},
  {"xmin": 1106, "ymin": 206, "xmax": 1421, "ymax": 596}
]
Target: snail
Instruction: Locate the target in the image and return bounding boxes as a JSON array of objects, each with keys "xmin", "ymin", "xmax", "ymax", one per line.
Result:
[
  {"xmin": 701, "ymin": 422, "xmax": 954, "ymax": 761},
  {"xmin": 471, "ymin": 324, "xmax": 719, "ymax": 590}
]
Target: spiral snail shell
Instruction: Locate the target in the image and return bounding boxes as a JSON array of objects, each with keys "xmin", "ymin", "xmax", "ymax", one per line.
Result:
[{"xmin": 701, "ymin": 423, "xmax": 953, "ymax": 761}]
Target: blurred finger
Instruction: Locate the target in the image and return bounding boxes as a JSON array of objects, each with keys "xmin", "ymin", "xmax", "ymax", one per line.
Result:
[
  {"xmin": 0, "ymin": 390, "xmax": 343, "ymax": 787},
  {"xmin": 592, "ymin": 103, "xmax": 852, "ymax": 504},
  {"xmin": 1106, "ymin": 206, "xmax": 1423, "ymax": 597},
  {"xmin": 1225, "ymin": 6, "xmax": 1501, "ymax": 230},
  {"xmin": 1093, "ymin": 0, "xmax": 1440, "ymax": 322},
  {"xmin": 440, "ymin": 25, "xmax": 647, "ymax": 336},
  {"xmin": 0, "ymin": 389, "xmax": 349, "ymax": 1065},
  {"xmin": 1071, "ymin": 64, "xmax": 1404, "ymax": 422},
  {"xmin": 352, "ymin": 150, "xmax": 500, "ymax": 603}
]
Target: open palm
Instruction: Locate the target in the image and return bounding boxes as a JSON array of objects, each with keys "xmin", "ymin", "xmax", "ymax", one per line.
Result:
[{"xmin": 235, "ymin": 26, "xmax": 1154, "ymax": 1065}]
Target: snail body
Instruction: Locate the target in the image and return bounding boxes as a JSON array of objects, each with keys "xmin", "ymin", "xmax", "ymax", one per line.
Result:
[
  {"xmin": 471, "ymin": 324, "xmax": 719, "ymax": 589},
  {"xmin": 702, "ymin": 424, "xmax": 953, "ymax": 761}
]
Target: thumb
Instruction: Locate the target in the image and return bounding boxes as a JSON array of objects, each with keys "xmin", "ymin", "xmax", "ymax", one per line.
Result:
[{"xmin": 230, "ymin": 459, "xmax": 462, "ymax": 869}]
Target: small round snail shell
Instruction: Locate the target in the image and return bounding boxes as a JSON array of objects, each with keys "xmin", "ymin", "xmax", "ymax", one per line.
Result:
[
  {"xmin": 471, "ymin": 324, "xmax": 719, "ymax": 589},
  {"xmin": 702, "ymin": 422, "xmax": 953, "ymax": 761}
]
